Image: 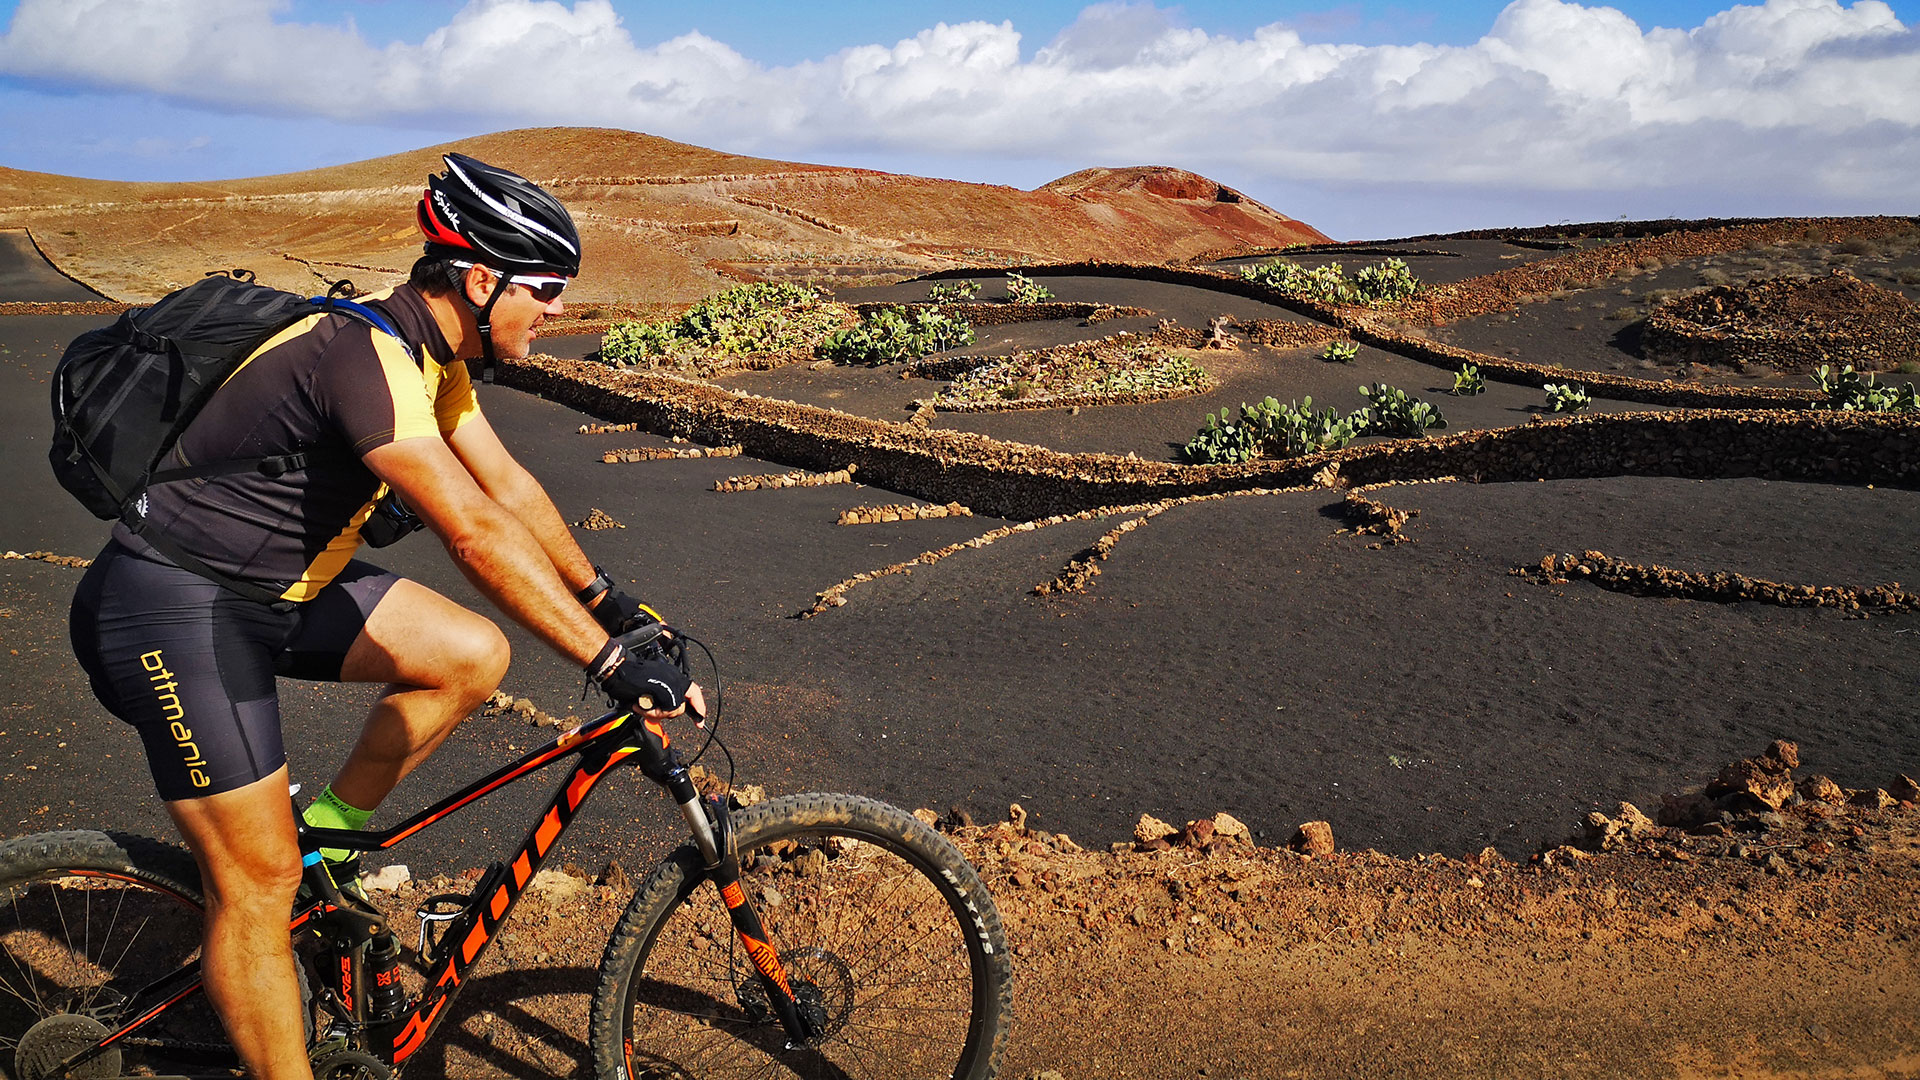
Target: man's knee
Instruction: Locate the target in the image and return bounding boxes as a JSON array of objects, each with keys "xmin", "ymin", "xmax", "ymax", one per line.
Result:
[
  {"xmin": 168, "ymin": 774, "xmax": 304, "ymax": 910},
  {"xmin": 202, "ymin": 849, "xmax": 303, "ymax": 912},
  {"xmin": 449, "ymin": 618, "xmax": 509, "ymax": 701}
]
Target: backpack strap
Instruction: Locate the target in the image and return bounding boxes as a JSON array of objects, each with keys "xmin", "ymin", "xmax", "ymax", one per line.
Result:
[
  {"xmin": 129, "ymin": 294, "xmax": 420, "ymax": 612},
  {"xmin": 315, "ymin": 296, "xmax": 418, "ymax": 366},
  {"xmin": 148, "ymin": 452, "xmax": 309, "ymax": 485},
  {"xmin": 144, "ymin": 296, "xmax": 416, "ymax": 489},
  {"xmin": 120, "ymin": 506, "xmax": 298, "ymax": 611}
]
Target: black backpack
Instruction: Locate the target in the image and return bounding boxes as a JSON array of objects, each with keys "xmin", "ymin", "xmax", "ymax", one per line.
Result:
[{"xmin": 50, "ymin": 271, "xmax": 412, "ymax": 605}]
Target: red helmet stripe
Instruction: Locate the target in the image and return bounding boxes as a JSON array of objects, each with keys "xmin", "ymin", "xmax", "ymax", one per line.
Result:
[{"xmin": 416, "ymin": 193, "xmax": 473, "ymax": 250}]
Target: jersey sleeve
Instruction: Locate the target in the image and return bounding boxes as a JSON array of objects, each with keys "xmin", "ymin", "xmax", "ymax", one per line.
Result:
[
  {"xmin": 313, "ymin": 322, "xmax": 442, "ymax": 455},
  {"xmin": 432, "ymin": 355, "xmax": 481, "ymax": 434}
]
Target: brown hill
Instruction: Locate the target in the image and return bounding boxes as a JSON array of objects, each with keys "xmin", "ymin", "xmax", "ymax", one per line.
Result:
[{"xmin": 0, "ymin": 127, "xmax": 1328, "ymax": 303}]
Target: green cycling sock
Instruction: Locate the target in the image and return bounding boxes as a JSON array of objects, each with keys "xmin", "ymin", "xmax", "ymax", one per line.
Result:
[{"xmin": 301, "ymin": 785, "xmax": 374, "ymax": 865}]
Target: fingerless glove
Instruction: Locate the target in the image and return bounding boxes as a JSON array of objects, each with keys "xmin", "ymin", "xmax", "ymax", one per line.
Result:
[{"xmin": 587, "ymin": 641, "xmax": 690, "ymax": 713}]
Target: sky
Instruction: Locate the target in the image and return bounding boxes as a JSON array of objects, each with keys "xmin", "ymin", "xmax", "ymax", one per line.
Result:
[{"xmin": 0, "ymin": 0, "xmax": 1916, "ymax": 239}]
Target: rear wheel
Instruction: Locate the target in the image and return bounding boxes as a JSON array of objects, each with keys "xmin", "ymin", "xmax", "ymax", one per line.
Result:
[
  {"xmin": 589, "ymin": 794, "xmax": 1012, "ymax": 1080},
  {"xmin": 0, "ymin": 830, "xmax": 234, "ymax": 1079}
]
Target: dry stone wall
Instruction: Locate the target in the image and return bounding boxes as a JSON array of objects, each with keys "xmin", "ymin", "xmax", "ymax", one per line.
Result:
[
  {"xmin": 0, "ymin": 301, "xmax": 130, "ymax": 316},
  {"xmin": 929, "ymin": 257, "xmax": 1827, "ymax": 408},
  {"xmin": 499, "ymin": 353, "xmax": 1920, "ymax": 521},
  {"xmin": 851, "ymin": 301, "xmax": 1150, "ymax": 326},
  {"xmin": 1515, "ymin": 550, "xmax": 1920, "ymax": 616},
  {"xmin": 1643, "ymin": 273, "xmax": 1920, "ymax": 374},
  {"xmin": 1399, "ymin": 217, "xmax": 1919, "ymax": 326}
]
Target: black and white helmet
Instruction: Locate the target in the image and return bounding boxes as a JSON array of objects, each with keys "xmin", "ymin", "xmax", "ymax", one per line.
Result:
[{"xmin": 416, "ymin": 153, "xmax": 580, "ymax": 277}]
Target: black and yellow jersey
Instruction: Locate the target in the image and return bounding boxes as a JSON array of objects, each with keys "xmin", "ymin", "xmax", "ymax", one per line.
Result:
[{"xmin": 111, "ymin": 284, "xmax": 478, "ymax": 601}]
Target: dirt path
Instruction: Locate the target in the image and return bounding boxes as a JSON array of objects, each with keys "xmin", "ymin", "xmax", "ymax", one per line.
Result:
[{"xmin": 391, "ymin": 761, "xmax": 1920, "ymax": 1079}]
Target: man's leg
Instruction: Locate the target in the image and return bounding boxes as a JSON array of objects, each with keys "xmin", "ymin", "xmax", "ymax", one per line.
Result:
[
  {"xmin": 328, "ymin": 579, "xmax": 510, "ymax": 811},
  {"xmin": 166, "ymin": 767, "xmax": 312, "ymax": 1080}
]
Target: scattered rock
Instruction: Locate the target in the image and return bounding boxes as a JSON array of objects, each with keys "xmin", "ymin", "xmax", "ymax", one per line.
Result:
[
  {"xmin": 1703, "ymin": 740, "xmax": 1799, "ymax": 810},
  {"xmin": 1182, "ymin": 819, "xmax": 1215, "ymax": 848},
  {"xmin": 1582, "ymin": 801, "xmax": 1661, "ymax": 851},
  {"xmin": 598, "ymin": 860, "xmax": 631, "ymax": 893},
  {"xmin": 360, "ymin": 864, "xmax": 411, "ymax": 892},
  {"xmin": 529, "ymin": 868, "xmax": 591, "ymax": 900},
  {"xmin": 1889, "ymin": 774, "xmax": 1920, "ymax": 803},
  {"xmin": 1009, "ymin": 803, "xmax": 1029, "ymax": 830},
  {"xmin": 913, "ymin": 808, "xmax": 941, "ymax": 829},
  {"xmin": 1851, "ymin": 788, "xmax": 1895, "ymax": 810},
  {"xmin": 1798, "ymin": 775, "xmax": 1845, "ymax": 803},
  {"xmin": 1291, "ymin": 821, "xmax": 1335, "ymax": 857},
  {"xmin": 1210, "ymin": 813, "xmax": 1251, "ymax": 843},
  {"xmin": 1133, "ymin": 814, "xmax": 1178, "ymax": 847}
]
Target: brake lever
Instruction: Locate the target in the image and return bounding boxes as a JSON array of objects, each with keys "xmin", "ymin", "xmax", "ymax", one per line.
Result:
[{"xmin": 614, "ymin": 620, "xmax": 669, "ymax": 655}]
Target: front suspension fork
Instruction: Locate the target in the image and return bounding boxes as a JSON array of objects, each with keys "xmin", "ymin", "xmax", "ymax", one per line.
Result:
[{"xmin": 636, "ymin": 717, "xmax": 819, "ymax": 1047}]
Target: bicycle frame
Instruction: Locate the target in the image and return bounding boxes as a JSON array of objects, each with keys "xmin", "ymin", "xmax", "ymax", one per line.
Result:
[{"xmin": 58, "ymin": 705, "xmax": 818, "ymax": 1078}]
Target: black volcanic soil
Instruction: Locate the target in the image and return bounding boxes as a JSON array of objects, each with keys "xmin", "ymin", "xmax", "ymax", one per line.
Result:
[
  {"xmin": 1209, "ymin": 236, "xmax": 1622, "ymax": 286},
  {"xmin": 1437, "ymin": 234, "xmax": 1920, "ymax": 384}
]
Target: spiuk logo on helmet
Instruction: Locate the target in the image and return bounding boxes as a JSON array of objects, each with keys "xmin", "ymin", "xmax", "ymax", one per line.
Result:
[
  {"xmin": 416, "ymin": 153, "xmax": 581, "ymax": 279},
  {"xmin": 433, "ymin": 190, "xmax": 462, "ymax": 231}
]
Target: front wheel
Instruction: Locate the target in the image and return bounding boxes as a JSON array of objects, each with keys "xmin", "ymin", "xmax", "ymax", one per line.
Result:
[
  {"xmin": 589, "ymin": 794, "xmax": 1012, "ymax": 1080},
  {"xmin": 0, "ymin": 830, "xmax": 233, "ymax": 1080}
]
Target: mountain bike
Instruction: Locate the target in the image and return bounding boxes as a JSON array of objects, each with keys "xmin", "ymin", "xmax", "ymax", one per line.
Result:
[{"xmin": 0, "ymin": 624, "xmax": 1012, "ymax": 1080}]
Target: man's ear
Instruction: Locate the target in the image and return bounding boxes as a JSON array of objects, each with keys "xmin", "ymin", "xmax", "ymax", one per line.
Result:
[{"xmin": 463, "ymin": 264, "xmax": 498, "ymax": 306}]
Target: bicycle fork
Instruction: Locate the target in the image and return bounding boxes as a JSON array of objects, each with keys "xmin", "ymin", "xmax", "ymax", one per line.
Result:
[{"xmin": 637, "ymin": 718, "xmax": 821, "ymax": 1049}]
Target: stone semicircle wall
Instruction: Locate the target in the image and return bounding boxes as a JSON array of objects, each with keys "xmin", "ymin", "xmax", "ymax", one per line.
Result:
[{"xmin": 499, "ymin": 353, "xmax": 1920, "ymax": 521}]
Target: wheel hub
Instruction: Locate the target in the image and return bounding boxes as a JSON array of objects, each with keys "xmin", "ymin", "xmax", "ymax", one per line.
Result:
[
  {"xmin": 14, "ymin": 1013, "xmax": 121, "ymax": 1080},
  {"xmin": 783, "ymin": 946, "xmax": 854, "ymax": 1040},
  {"xmin": 733, "ymin": 945, "xmax": 856, "ymax": 1046}
]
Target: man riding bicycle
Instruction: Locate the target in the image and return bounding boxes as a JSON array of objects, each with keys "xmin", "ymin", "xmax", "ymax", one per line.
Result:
[{"xmin": 67, "ymin": 154, "xmax": 698, "ymax": 1080}]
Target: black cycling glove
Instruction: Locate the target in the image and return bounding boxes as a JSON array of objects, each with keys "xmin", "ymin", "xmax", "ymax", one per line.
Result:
[
  {"xmin": 587, "ymin": 641, "xmax": 691, "ymax": 714},
  {"xmin": 577, "ymin": 566, "xmax": 662, "ymax": 635}
]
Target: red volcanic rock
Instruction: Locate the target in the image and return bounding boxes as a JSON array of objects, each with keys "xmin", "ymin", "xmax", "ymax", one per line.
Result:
[{"xmin": 1704, "ymin": 740, "xmax": 1800, "ymax": 810}]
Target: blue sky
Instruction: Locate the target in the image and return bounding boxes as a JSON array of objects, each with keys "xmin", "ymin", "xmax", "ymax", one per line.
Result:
[
  {"xmin": 269, "ymin": 1, "xmax": 1915, "ymax": 58},
  {"xmin": 2, "ymin": 0, "xmax": 1916, "ymax": 237}
]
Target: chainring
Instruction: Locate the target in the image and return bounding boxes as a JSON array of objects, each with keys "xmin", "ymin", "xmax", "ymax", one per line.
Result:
[{"xmin": 310, "ymin": 1046, "xmax": 393, "ymax": 1080}]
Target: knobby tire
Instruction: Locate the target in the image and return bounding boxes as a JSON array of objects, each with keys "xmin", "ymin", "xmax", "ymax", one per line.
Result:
[{"xmin": 589, "ymin": 794, "xmax": 1013, "ymax": 1080}]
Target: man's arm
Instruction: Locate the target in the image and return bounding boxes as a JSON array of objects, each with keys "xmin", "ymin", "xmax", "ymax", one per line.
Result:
[
  {"xmin": 444, "ymin": 413, "xmax": 597, "ymax": 594},
  {"xmin": 364, "ymin": 434, "xmax": 605, "ymax": 667}
]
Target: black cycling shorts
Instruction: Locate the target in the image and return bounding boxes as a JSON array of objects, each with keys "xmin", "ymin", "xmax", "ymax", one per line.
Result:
[{"xmin": 69, "ymin": 539, "xmax": 399, "ymax": 801}]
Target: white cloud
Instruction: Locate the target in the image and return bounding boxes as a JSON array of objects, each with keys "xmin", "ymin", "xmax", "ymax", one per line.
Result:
[{"xmin": 0, "ymin": 0, "xmax": 1914, "ymax": 208}]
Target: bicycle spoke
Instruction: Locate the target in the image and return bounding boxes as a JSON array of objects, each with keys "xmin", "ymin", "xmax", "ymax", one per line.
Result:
[
  {"xmin": 602, "ymin": 796, "xmax": 1008, "ymax": 1080},
  {"xmin": 0, "ymin": 858, "xmax": 222, "ymax": 1080}
]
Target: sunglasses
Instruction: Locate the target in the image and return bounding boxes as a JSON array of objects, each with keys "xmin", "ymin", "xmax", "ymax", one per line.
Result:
[
  {"xmin": 450, "ymin": 261, "xmax": 568, "ymax": 304},
  {"xmin": 509, "ymin": 274, "xmax": 568, "ymax": 304}
]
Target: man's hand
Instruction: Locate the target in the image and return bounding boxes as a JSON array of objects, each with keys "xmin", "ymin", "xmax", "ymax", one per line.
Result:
[{"xmin": 590, "ymin": 643, "xmax": 703, "ymax": 719}]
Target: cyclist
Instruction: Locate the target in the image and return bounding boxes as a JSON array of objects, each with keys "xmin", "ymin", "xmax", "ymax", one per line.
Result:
[{"xmin": 67, "ymin": 153, "xmax": 700, "ymax": 1080}]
